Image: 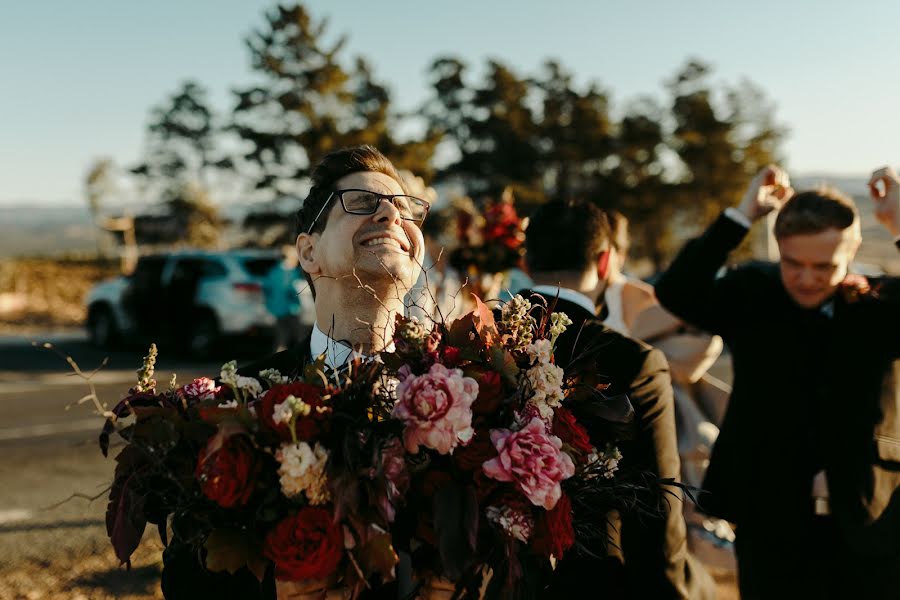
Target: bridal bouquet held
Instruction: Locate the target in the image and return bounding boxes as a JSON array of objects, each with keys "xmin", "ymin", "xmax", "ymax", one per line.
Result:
[
  {"xmin": 385, "ymin": 294, "xmax": 631, "ymax": 598},
  {"xmin": 99, "ymin": 294, "xmax": 636, "ymax": 599},
  {"xmin": 100, "ymin": 344, "xmax": 407, "ymax": 598}
]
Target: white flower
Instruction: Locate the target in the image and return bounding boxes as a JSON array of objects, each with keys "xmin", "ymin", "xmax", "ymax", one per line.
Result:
[
  {"xmin": 258, "ymin": 368, "xmax": 288, "ymax": 385},
  {"xmin": 276, "ymin": 441, "xmax": 331, "ymax": 504},
  {"xmin": 486, "ymin": 505, "xmax": 533, "ymax": 542},
  {"xmin": 217, "ymin": 399, "xmax": 238, "ymax": 409},
  {"xmin": 235, "ymin": 376, "xmax": 263, "ymax": 399},
  {"xmin": 219, "ymin": 360, "xmax": 238, "ymax": 386},
  {"xmin": 526, "ymin": 339, "xmax": 553, "ymax": 366},
  {"xmin": 525, "ymin": 361, "xmax": 565, "ymax": 411},
  {"xmin": 271, "ymin": 394, "xmax": 312, "ymax": 426},
  {"xmin": 272, "ymin": 399, "xmax": 295, "ymax": 425},
  {"xmin": 587, "ymin": 445, "xmax": 623, "ymax": 479}
]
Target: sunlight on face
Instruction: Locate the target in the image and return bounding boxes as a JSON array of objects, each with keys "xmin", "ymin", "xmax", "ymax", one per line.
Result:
[
  {"xmin": 777, "ymin": 227, "xmax": 859, "ymax": 308},
  {"xmin": 311, "ymin": 171, "xmax": 426, "ymax": 291}
]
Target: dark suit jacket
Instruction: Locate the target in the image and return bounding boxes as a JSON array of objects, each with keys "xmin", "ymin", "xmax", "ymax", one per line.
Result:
[
  {"xmin": 655, "ymin": 215, "xmax": 900, "ymax": 559},
  {"xmin": 519, "ymin": 290, "xmax": 708, "ymax": 600},
  {"xmin": 161, "ymin": 338, "xmax": 313, "ymax": 600}
]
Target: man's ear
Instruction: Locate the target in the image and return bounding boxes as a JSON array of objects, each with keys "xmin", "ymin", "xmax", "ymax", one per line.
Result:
[
  {"xmin": 296, "ymin": 233, "xmax": 320, "ymax": 276},
  {"xmin": 596, "ymin": 250, "xmax": 611, "ymax": 281}
]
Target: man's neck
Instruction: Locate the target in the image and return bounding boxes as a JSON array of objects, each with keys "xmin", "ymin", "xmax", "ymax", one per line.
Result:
[
  {"xmin": 314, "ymin": 281, "xmax": 406, "ymax": 352},
  {"xmin": 530, "ymin": 272, "xmax": 604, "ymax": 305}
]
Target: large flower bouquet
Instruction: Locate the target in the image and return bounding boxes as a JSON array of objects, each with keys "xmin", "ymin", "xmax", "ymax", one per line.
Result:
[
  {"xmin": 100, "ymin": 345, "xmax": 406, "ymax": 597},
  {"xmin": 384, "ymin": 294, "xmax": 634, "ymax": 598},
  {"xmin": 99, "ymin": 294, "xmax": 642, "ymax": 599}
]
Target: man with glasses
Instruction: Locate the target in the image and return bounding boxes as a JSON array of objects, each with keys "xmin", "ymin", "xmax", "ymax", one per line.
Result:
[{"xmin": 160, "ymin": 145, "xmax": 429, "ymax": 600}]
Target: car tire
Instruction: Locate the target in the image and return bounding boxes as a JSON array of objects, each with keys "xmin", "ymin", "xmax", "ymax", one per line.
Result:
[
  {"xmin": 88, "ymin": 305, "xmax": 119, "ymax": 348},
  {"xmin": 187, "ymin": 313, "xmax": 219, "ymax": 358}
]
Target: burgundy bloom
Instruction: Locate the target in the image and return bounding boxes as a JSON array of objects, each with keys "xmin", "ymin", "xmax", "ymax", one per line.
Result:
[
  {"xmin": 472, "ymin": 370, "xmax": 504, "ymax": 415},
  {"xmin": 263, "ymin": 507, "xmax": 344, "ymax": 581},
  {"xmin": 552, "ymin": 406, "xmax": 594, "ymax": 457},
  {"xmin": 454, "ymin": 429, "xmax": 498, "ymax": 472},
  {"xmin": 195, "ymin": 434, "xmax": 259, "ymax": 508},
  {"xmin": 257, "ymin": 382, "xmax": 329, "ymax": 441},
  {"xmin": 531, "ymin": 493, "xmax": 575, "ymax": 559}
]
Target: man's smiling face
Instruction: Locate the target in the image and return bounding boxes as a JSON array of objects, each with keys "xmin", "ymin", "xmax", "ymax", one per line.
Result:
[{"xmin": 307, "ymin": 171, "xmax": 425, "ymax": 292}]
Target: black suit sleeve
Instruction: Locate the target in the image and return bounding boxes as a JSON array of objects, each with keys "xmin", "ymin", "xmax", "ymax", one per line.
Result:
[
  {"xmin": 618, "ymin": 347, "xmax": 698, "ymax": 599},
  {"xmin": 655, "ymin": 213, "xmax": 751, "ymax": 337}
]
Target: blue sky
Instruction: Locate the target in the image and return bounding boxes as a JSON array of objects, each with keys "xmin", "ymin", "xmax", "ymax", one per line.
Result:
[{"xmin": 1, "ymin": 0, "xmax": 897, "ymax": 205}]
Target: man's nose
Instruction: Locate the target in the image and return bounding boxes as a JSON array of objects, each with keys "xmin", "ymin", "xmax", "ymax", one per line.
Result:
[
  {"xmin": 374, "ymin": 197, "xmax": 403, "ymax": 224},
  {"xmin": 798, "ymin": 268, "xmax": 818, "ymax": 286}
]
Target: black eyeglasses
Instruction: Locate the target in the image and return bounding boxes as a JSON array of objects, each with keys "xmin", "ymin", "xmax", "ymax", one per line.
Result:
[{"xmin": 306, "ymin": 189, "xmax": 430, "ymax": 234}]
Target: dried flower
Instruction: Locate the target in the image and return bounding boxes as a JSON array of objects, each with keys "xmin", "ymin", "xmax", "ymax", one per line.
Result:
[
  {"xmin": 132, "ymin": 344, "xmax": 157, "ymax": 393},
  {"xmin": 500, "ymin": 295, "xmax": 535, "ymax": 351}
]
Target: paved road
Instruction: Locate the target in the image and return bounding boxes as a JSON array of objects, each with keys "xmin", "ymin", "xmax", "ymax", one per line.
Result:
[{"xmin": 0, "ymin": 332, "xmax": 269, "ymax": 571}]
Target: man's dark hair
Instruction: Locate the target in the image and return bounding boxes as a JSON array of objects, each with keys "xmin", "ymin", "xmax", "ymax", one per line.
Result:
[
  {"xmin": 295, "ymin": 145, "xmax": 405, "ymax": 237},
  {"xmin": 774, "ymin": 187, "xmax": 860, "ymax": 240},
  {"xmin": 525, "ymin": 199, "xmax": 612, "ymax": 273},
  {"xmin": 294, "ymin": 145, "xmax": 405, "ymax": 295}
]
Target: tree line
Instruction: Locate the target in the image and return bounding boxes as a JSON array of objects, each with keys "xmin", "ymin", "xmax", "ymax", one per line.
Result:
[{"xmin": 89, "ymin": 3, "xmax": 784, "ymax": 268}]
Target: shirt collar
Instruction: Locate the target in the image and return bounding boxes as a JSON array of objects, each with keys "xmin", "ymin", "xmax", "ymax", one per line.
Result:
[
  {"xmin": 531, "ymin": 285, "xmax": 597, "ymax": 315},
  {"xmin": 309, "ymin": 322, "xmax": 396, "ymax": 370},
  {"xmin": 310, "ymin": 323, "xmax": 355, "ymax": 370}
]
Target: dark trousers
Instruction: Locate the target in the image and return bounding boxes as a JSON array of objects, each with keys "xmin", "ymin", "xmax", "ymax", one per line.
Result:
[{"xmin": 737, "ymin": 515, "xmax": 900, "ymax": 599}]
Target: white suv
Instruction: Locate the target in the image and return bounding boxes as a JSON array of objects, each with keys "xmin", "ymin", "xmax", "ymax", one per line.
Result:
[{"xmin": 85, "ymin": 250, "xmax": 297, "ymax": 356}]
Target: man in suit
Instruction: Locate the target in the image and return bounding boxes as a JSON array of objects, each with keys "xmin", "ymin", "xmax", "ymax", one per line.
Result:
[
  {"xmin": 161, "ymin": 145, "xmax": 430, "ymax": 599},
  {"xmin": 655, "ymin": 165, "xmax": 900, "ymax": 598},
  {"xmin": 521, "ymin": 199, "xmax": 712, "ymax": 599}
]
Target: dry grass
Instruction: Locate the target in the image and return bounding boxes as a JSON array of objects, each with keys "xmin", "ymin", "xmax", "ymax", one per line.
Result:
[
  {"xmin": 0, "ymin": 541, "xmax": 164, "ymax": 600},
  {"xmin": 0, "ymin": 258, "xmax": 119, "ymax": 333}
]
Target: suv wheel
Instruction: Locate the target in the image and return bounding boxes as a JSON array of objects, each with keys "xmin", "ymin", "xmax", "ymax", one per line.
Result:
[
  {"xmin": 88, "ymin": 306, "xmax": 118, "ymax": 348},
  {"xmin": 188, "ymin": 313, "xmax": 219, "ymax": 358}
]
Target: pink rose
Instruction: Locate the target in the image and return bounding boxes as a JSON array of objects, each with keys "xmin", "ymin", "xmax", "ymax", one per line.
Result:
[
  {"xmin": 482, "ymin": 418, "xmax": 576, "ymax": 510},
  {"xmin": 180, "ymin": 377, "xmax": 221, "ymax": 401},
  {"xmin": 392, "ymin": 363, "xmax": 479, "ymax": 455}
]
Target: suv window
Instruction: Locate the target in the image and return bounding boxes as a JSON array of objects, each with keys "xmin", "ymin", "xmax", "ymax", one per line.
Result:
[
  {"xmin": 131, "ymin": 256, "xmax": 167, "ymax": 290},
  {"xmin": 242, "ymin": 257, "xmax": 279, "ymax": 277},
  {"xmin": 170, "ymin": 258, "xmax": 227, "ymax": 279}
]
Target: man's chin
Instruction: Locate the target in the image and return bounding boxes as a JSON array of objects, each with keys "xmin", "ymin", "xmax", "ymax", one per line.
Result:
[
  {"xmin": 788, "ymin": 291, "xmax": 829, "ymax": 309},
  {"xmin": 355, "ymin": 256, "xmax": 418, "ymax": 288}
]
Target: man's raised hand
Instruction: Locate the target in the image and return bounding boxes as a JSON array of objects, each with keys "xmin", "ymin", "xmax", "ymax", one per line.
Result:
[
  {"xmin": 868, "ymin": 166, "xmax": 900, "ymax": 237},
  {"xmin": 737, "ymin": 165, "xmax": 794, "ymax": 223}
]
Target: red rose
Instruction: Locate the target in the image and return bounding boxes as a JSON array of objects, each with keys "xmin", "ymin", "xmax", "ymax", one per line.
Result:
[
  {"xmin": 552, "ymin": 407, "xmax": 593, "ymax": 458},
  {"xmin": 441, "ymin": 346, "xmax": 462, "ymax": 368},
  {"xmin": 257, "ymin": 383, "xmax": 329, "ymax": 441},
  {"xmin": 264, "ymin": 507, "xmax": 344, "ymax": 581},
  {"xmin": 195, "ymin": 434, "xmax": 259, "ymax": 508},
  {"xmin": 472, "ymin": 370, "xmax": 503, "ymax": 415},
  {"xmin": 531, "ymin": 493, "xmax": 575, "ymax": 559},
  {"xmin": 454, "ymin": 429, "xmax": 498, "ymax": 471}
]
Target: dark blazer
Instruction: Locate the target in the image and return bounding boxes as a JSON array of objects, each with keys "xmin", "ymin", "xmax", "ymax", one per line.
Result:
[
  {"xmin": 519, "ymin": 290, "xmax": 709, "ymax": 600},
  {"xmin": 161, "ymin": 338, "xmax": 313, "ymax": 600},
  {"xmin": 655, "ymin": 215, "xmax": 900, "ymax": 558}
]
